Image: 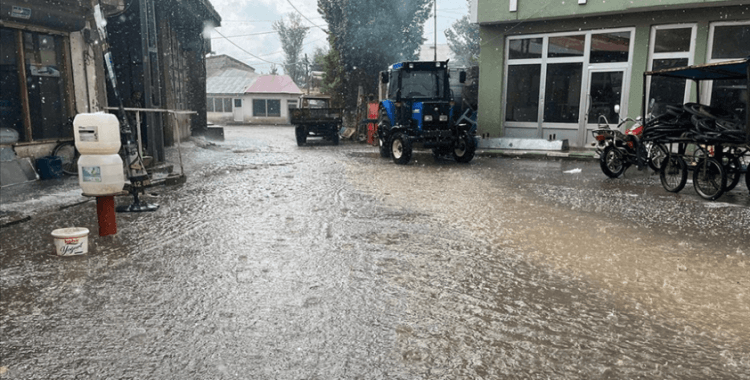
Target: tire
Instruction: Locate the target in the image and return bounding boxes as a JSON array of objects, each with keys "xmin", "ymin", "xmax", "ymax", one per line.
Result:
[
  {"xmin": 647, "ymin": 143, "xmax": 668, "ymax": 171},
  {"xmin": 721, "ymin": 154, "xmax": 741, "ymax": 192},
  {"xmin": 599, "ymin": 145, "xmax": 627, "ymax": 178},
  {"xmin": 378, "ymin": 135, "xmax": 390, "ymax": 158},
  {"xmin": 295, "ymin": 126, "xmax": 306, "ymax": 146},
  {"xmin": 390, "ymin": 133, "xmax": 412, "ymax": 165},
  {"xmin": 660, "ymin": 155, "xmax": 688, "ymax": 193},
  {"xmin": 53, "ymin": 141, "xmax": 79, "ymax": 176},
  {"xmin": 746, "ymin": 166, "xmax": 750, "ymax": 194},
  {"xmin": 331, "ymin": 131, "xmax": 340, "ymax": 146},
  {"xmin": 453, "ymin": 133, "xmax": 475, "ymax": 163},
  {"xmin": 377, "ymin": 109, "xmax": 391, "ymax": 158},
  {"xmin": 693, "ymin": 158, "xmax": 726, "ymax": 201}
]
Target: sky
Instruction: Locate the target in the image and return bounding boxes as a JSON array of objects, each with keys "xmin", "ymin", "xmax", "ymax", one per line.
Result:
[{"xmin": 207, "ymin": 0, "xmax": 471, "ymax": 74}]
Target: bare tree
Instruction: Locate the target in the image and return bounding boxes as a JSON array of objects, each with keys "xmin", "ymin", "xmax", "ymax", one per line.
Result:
[{"xmin": 273, "ymin": 13, "xmax": 309, "ymax": 84}]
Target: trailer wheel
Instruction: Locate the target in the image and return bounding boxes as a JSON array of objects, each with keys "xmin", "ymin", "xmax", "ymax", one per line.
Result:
[
  {"xmin": 391, "ymin": 133, "xmax": 412, "ymax": 165},
  {"xmin": 660, "ymin": 155, "xmax": 687, "ymax": 193},
  {"xmin": 295, "ymin": 126, "xmax": 307, "ymax": 146},
  {"xmin": 693, "ymin": 158, "xmax": 726, "ymax": 201},
  {"xmin": 721, "ymin": 154, "xmax": 741, "ymax": 192}
]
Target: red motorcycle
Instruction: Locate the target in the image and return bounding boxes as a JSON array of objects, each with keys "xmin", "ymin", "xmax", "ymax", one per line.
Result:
[{"xmin": 592, "ymin": 114, "xmax": 650, "ymax": 178}]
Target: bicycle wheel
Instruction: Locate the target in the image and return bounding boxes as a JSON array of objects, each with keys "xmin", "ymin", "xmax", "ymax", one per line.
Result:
[
  {"xmin": 721, "ymin": 154, "xmax": 742, "ymax": 192},
  {"xmin": 660, "ymin": 155, "xmax": 687, "ymax": 193},
  {"xmin": 693, "ymin": 158, "xmax": 726, "ymax": 201},
  {"xmin": 53, "ymin": 141, "xmax": 79, "ymax": 176},
  {"xmin": 647, "ymin": 143, "xmax": 668, "ymax": 171}
]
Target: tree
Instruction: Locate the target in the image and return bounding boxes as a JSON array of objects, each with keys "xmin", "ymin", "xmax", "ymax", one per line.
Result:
[
  {"xmin": 273, "ymin": 13, "xmax": 309, "ymax": 84},
  {"xmin": 445, "ymin": 3, "xmax": 479, "ymax": 67},
  {"xmin": 318, "ymin": 0, "xmax": 433, "ymax": 110},
  {"xmin": 269, "ymin": 64, "xmax": 279, "ymax": 75}
]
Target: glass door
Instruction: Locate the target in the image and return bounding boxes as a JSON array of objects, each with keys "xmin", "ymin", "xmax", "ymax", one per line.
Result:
[{"xmin": 583, "ymin": 69, "xmax": 625, "ymax": 146}]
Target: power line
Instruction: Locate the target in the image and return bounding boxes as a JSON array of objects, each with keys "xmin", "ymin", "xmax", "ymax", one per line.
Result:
[
  {"xmin": 212, "ymin": 28, "xmax": 283, "ymax": 65},
  {"xmin": 211, "ymin": 31, "xmax": 276, "ymax": 39},
  {"xmin": 285, "ymin": 0, "xmax": 328, "ymax": 33}
]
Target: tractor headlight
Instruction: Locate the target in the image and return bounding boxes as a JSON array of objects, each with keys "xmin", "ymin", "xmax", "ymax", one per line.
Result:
[
  {"xmin": 439, "ymin": 115, "xmax": 448, "ymax": 122},
  {"xmin": 424, "ymin": 115, "xmax": 433, "ymax": 122}
]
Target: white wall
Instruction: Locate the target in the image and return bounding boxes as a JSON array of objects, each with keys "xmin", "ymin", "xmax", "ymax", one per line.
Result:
[{"xmin": 242, "ymin": 94, "xmax": 300, "ymax": 125}]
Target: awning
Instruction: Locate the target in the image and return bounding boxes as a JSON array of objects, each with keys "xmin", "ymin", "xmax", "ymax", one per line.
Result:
[{"xmin": 645, "ymin": 58, "xmax": 750, "ymax": 81}]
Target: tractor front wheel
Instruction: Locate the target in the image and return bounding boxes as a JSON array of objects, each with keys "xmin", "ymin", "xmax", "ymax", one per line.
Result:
[
  {"xmin": 391, "ymin": 133, "xmax": 412, "ymax": 165},
  {"xmin": 453, "ymin": 133, "xmax": 476, "ymax": 163}
]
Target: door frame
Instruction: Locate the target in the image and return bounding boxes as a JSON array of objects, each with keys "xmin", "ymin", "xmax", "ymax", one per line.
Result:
[
  {"xmin": 581, "ymin": 66, "xmax": 629, "ymax": 146},
  {"xmin": 233, "ymin": 98, "xmax": 243, "ymax": 122}
]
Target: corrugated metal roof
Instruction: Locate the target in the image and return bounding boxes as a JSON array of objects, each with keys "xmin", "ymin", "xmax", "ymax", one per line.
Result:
[
  {"xmin": 206, "ymin": 69, "xmax": 258, "ymax": 94},
  {"xmin": 245, "ymin": 75, "xmax": 302, "ymax": 95}
]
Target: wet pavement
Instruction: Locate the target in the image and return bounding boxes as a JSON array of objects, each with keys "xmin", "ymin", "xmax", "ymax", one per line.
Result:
[{"xmin": 1, "ymin": 126, "xmax": 749, "ymax": 379}]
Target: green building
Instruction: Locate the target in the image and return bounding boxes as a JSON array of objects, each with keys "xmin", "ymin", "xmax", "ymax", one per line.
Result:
[{"xmin": 471, "ymin": 0, "xmax": 750, "ymax": 148}]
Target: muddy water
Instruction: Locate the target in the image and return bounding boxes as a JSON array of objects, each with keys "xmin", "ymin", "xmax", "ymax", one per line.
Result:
[{"xmin": 1, "ymin": 126, "xmax": 748, "ymax": 379}]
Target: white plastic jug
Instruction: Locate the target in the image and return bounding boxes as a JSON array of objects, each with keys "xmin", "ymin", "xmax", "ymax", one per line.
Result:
[
  {"xmin": 78, "ymin": 154, "xmax": 125, "ymax": 196},
  {"xmin": 73, "ymin": 113, "xmax": 121, "ymax": 155}
]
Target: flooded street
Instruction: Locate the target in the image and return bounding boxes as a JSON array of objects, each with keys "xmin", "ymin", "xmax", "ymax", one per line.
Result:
[{"xmin": 2, "ymin": 126, "xmax": 749, "ymax": 379}]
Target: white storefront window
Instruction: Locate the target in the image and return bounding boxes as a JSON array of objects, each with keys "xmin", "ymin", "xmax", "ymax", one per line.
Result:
[
  {"xmin": 504, "ymin": 28, "xmax": 634, "ymax": 146},
  {"xmin": 646, "ymin": 24, "xmax": 697, "ymax": 115},
  {"xmin": 705, "ymin": 21, "xmax": 750, "ymax": 117}
]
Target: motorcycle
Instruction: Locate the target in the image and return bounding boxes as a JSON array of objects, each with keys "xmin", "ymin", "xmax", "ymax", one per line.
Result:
[{"xmin": 591, "ymin": 108, "xmax": 654, "ymax": 178}]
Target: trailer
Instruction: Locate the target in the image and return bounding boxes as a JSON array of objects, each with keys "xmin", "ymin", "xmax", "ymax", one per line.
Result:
[
  {"xmin": 291, "ymin": 95, "xmax": 342, "ymax": 146},
  {"xmin": 642, "ymin": 57, "xmax": 749, "ymax": 200}
]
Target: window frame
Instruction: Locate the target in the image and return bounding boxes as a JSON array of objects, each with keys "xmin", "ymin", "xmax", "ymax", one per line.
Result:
[
  {"xmin": 503, "ymin": 27, "xmax": 635, "ymax": 132},
  {"xmin": 0, "ymin": 27, "xmax": 74, "ymax": 143},
  {"xmin": 252, "ymin": 98, "xmax": 281, "ymax": 117},
  {"xmin": 646, "ymin": 24, "xmax": 697, "ymax": 108},
  {"xmin": 702, "ymin": 20, "xmax": 750, "ymax": 105}
]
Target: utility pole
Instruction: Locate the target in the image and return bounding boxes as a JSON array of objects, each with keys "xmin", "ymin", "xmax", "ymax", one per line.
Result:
[{"xmin": 434, "ymin": 0, "xmax": 437, "ymax": 61}]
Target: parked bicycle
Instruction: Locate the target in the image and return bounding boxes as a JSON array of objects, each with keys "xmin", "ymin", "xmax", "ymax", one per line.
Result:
[{"xmin": 52, "ymin": 140, "xmax": 79, "ymax": 176}]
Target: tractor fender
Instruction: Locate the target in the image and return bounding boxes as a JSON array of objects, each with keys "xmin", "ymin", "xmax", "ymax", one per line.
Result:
[{"xmin": 380, "ymin": 100, "xmax": 396, "ymax": 126}]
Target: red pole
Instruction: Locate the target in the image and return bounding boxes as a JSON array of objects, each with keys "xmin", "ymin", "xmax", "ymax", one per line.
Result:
[{"xmin": 96, "ymin": 196, "xmax": 117, "ymax": 236}]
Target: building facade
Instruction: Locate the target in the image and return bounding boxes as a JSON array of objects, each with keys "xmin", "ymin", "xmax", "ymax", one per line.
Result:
[
  {"xmin": 206, "ymin": 55, "xmax": 303, "ymax": 125},
  {"xmin": 0, "ymin": 0, "xmax": 219, "ymax": 165},
  {"xmin": 471, "ymin": 0, "xmax": 750, "ymax": 147}
]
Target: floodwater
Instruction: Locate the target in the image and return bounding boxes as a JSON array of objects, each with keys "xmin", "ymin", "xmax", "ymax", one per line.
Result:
[{"xmin": 1, "ymin": 126, "xmax": 748, "ymax": 379}]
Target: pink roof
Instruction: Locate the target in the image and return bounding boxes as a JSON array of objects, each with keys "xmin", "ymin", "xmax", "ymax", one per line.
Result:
[{"xmin": 245, "ymin": 75, "xmax": 302, "ymax": 94}]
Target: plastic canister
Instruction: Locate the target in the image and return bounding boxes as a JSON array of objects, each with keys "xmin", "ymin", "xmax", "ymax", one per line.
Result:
[
  {"xmin": 73, "ymin": 113, "xmax": 121, "ymax": 155},
  {"xmin": 78, "ymin": 154, "xmax": 125, "ymax": 196}
]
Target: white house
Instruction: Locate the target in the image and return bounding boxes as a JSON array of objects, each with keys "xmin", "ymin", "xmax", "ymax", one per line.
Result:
[{"xmin": 206, "ymin": 54, "xmax": 302, "ymax": 125}]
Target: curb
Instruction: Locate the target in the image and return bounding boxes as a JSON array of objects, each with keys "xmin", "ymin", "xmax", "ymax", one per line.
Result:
[{"xmin": 477, "ymin": 149, "xmax": 597, "ymax": 160}]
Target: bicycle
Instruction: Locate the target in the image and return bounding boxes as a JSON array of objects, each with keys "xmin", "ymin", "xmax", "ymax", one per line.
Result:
[{"xmin": 52, "ymin": 140, "xmax": 80, "ymax": 176}]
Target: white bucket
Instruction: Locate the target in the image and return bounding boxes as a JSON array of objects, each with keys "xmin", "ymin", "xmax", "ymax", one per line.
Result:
[{"xmin": 51, "ymin": 227, "xmax": 90, "ymax": 256}]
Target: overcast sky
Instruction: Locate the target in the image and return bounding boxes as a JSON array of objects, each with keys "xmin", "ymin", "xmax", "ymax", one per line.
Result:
[{"xmin": 207, "ymin": 0, "xmax": 470, "ymax": 74}]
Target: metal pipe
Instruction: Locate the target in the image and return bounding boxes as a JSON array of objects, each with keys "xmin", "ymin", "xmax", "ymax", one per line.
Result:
[{"xmin": 641, "ymin": 73, "xmax": 647, "ymax": 122}]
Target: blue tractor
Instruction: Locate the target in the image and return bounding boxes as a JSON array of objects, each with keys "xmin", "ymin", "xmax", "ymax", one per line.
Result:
[{"xmin": 376, "ymin": 61, "xmax": 474, "ymax": 165}]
